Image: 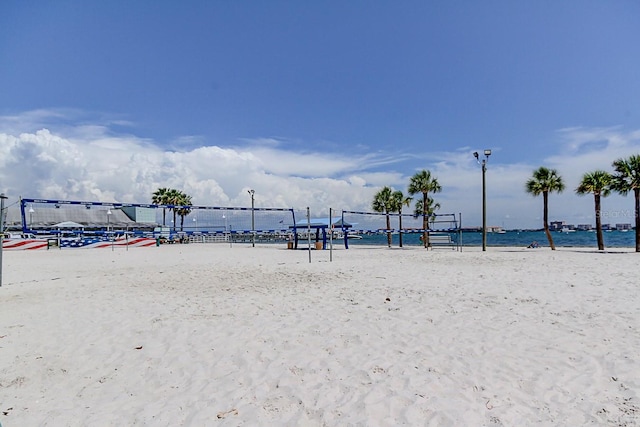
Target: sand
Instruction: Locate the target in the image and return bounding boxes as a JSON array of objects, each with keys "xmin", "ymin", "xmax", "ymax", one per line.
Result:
[{"xmin": 1, "ymin": 244, "xmax": 639, "ymax": 426}]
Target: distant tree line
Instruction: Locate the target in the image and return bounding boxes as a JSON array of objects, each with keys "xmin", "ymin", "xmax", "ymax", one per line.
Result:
[{"xmin": 526, "ymin": 154, "xmax": 640, "ymax": 252}]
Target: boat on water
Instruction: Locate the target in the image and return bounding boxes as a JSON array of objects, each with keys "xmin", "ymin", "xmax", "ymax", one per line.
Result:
[
  {"xmin": 560, "ymin": 227, "xmax": 576, "ymax": 233},
  {"xmin": 332, "ymin": 231, "xmax": 363, "ymax": 240}
]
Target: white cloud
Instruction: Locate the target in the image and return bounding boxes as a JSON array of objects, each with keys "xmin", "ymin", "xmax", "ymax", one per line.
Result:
[
  {"xmin": 0, "ymin": 113, "xmax": 386, "ymax": 218},
  {"xmin": 2, "ymin": 110, "xmax": 640, "ymax": 229}
]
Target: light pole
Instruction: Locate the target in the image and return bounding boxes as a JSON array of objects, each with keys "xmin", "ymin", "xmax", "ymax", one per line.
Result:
[
  {"xmin": 0, "ymin": 193, "xmax": 8, "ymax": 287},
  {"xmin": 107, "ymin": 208, "xmax": 112, "ymax": 233},
  {"xmin": 248, "ymin": 189, "xmax": 255, "ymax": 247},
  {"xmin": 29, "ymin": 205, "xmax": 35, "ymax": 230},
  {"xmin": 474, "ymin": 149, "xmax": 492, "ymax": 251}
]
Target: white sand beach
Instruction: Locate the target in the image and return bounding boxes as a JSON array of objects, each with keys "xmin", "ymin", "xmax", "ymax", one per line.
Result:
[{"xmin": 1, "ymin": 244, "xmax": 639, "ymax": 426}]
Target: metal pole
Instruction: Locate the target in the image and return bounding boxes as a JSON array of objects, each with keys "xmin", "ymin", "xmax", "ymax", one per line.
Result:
[
  {"xmin": 459, "ymin": 212, "xmax": 463, "ymax": 252},
  {"xmin": 474, "ymin": 149, "xmax": 491, "ymax": 252},
  {"xmin": 329, "ymin": 208, "xmax": 334, "ymax": 259},
  {"xmin": 0, "ymin": 193, "xmax": 8, "ymax": 287},
  {"xmin": 226, "ymin": 211, "xmax": 231, "ymax": 248},
  {"xmin": 107, "ymin": 209, "xmax": 113, "ymax": 251},
  {"xmin": 307, "ymin": 207, "xmax": 311, "ymax": 263},
  {"xmin": 482, "ymin": 161, "xmax": 487, "ymax": 252},
  {"xmin": 248, "ymin": 189, "xmax": 255, "ymax": 247},
  {"xmin": 251, "ymin": 195, "xmax": 255, "ymax": 247}
]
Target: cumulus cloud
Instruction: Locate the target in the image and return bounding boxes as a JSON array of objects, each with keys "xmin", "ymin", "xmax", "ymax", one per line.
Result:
[
  {"xmin": 0, "ymin": 111, "xmax": 388, "ymax": 218},
  {"xmin": 2, "ymin": 110, "xmax": 640, "ymax": 229}
]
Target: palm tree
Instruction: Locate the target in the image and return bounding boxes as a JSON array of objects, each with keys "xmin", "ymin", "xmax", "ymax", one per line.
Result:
[
  {"xmin": 388, "ymin": 190, "xmax": 412, "ymax": 248},
  {"xmin": 414, "ymin": 196, "xmax": 441, "ymax": 224},
  {"xmin": 176, "ymin": 192, "xmax": 193, "ymax": 231},
  {"xmin": 576, "ymin": 170, "xmax": 612, "ymax": 251},
  {"xmin": 413, "ymin": 196, "xmax": 441, "ymax": 247},
  {"xmin": 408, "ymin": 170, "xmax": 442, "ymax": 248},
  {"xmin": 151, "ymin": 187, "xmax": 170, "ymax": 226},
  {"xmin": 610, "ymin": 154, "xmax": 640, "ymax": 252},
  {"xmin": 165, "ymin": 188, "xmax": 183, "ymax": 230},
  {"xmin": 372, "ymin": 186, "xmax": 395, "ymax": 248},
  {"xmin": 525, "ymin": 167, "xmax": 565, "ymax": 250}
]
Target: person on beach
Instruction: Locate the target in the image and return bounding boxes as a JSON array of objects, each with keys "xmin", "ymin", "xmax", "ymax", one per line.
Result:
[{"xmin": 527, "ymin": 241, "xmax": 539, "ymax": 248}]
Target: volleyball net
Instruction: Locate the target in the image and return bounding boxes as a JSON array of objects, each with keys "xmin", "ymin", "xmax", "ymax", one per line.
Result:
[
  {"xmin": 20, "ymin": 198, "xmax": 298, "ymax": 241},
  {"xmin": 340, "ymin": 210, "xmax": 462, "ymax": 249},
  {"xmin": 341, "ymin": 210, "xmax": 461, "ymax": 234}
]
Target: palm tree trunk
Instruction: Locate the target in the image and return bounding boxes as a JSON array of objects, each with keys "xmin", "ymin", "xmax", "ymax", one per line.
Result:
[
  {"xmin": 594, "ymin": 194, "xmax": 604, "ymax": 251},
  {"xmin": 398, "ymin": 211, "xmax": 403, "ymax": 248},
  {"xmin": 635, "ymin": 188, "xmax": 640, "ymax": 252},
  {"xmin": 422, "ymin": 193, "xmax": 429, "ymax": 248},
  {"xmin": 385, "ymin": 213, "xmax": 392, "ymax": 248},
  {"xmin": 543, "ymin": 191, "xmax": 556, "ymax": 250}
]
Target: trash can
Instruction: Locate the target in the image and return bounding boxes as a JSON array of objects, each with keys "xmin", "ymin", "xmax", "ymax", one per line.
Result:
[
  {"xmin": 314, "ymin": 241, "xmax": 323, "ymax": 250},
  {"xmin": 287, "ymin": 241, "xmax": 294, "ymax": 250}
]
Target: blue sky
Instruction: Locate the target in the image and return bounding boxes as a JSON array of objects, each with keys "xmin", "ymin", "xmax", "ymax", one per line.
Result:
[{"xmin": 2, "ymin": 1, "xmax": 640, "ymax": 229}]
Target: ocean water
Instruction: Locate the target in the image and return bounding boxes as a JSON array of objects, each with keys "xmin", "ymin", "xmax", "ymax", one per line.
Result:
[{"xmin": 343, "ymin": 230, "xmax": 637, "ymax": 248}]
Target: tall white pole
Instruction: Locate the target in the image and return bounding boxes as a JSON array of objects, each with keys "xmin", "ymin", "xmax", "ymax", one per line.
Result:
[
  {"xmin": 29, "ymin": 205, "xmax": 34, "ymax": 230},
  {"xmin": 0, "ymin": 193, "xmax": 8, "ymax": 287},
  {"xmin": 107, "ymin": 209, "xmax": 113, "ymax": 251},
  {"xmin": 307, "ymin": 207, "xmax": 311, "ymax": 263}
]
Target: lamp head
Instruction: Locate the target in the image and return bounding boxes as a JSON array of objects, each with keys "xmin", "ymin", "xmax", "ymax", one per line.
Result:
[
  {"xmin": 473, "ymin": 152, "xmax": 479, "ymax": 160},
  {"xmin": 484, "ymin": 149, "xmax": 492, "ymax": 157}
]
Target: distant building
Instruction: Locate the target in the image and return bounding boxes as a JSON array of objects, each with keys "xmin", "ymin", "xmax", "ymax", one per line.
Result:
[
  {"xmin": 550, "ymin": 221, "xmax": 566, "ymax": 231},
  {"xmin": 121, "ymin": 206, "xmax": 156, "ymax": 223},
  {"xmin": 602, "ymin": 223, "xmax": 612, "ymax": 231},
  {"xmin": 615, "ymin": 223, "xmax": 632, "ymax": 231},
  {"xmin": 576, "ymin": 224, "xmax": 592, "ymax": 231}
]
